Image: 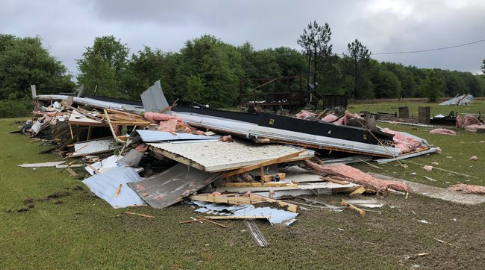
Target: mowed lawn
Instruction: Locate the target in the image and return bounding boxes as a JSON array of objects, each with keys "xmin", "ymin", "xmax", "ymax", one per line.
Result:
[
  {"xmin": 351, "ymin": 100, "xmax": 485, "ymax": 188},
  {"xmin": 1, "ymin": 104, "xmax": 485, "ymax": 270}
]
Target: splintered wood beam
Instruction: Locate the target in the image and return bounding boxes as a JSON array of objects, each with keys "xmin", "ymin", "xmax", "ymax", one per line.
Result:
[
  {"xmin": 115, "ymin": 184, "xmax": 122, "ymax": 198},
  {"xmin": 341, "ymin": 199, "xmax": 365, "ymax": 217},
  {"xmin": 104, "ymin": 109, "xmax": 118, "ymax": 140},
  {"xmin": 349, "ymin": 186, "xmax": 366, "ymax": 197},
  {"xmin": 221, "ymin": 150, "xmax": 306, "ymax": 178}
]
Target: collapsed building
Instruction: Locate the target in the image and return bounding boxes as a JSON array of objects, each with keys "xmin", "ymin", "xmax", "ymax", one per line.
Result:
[{"xmin": 16, "ymin": 81, "xmax": 442, "ymax": 244}]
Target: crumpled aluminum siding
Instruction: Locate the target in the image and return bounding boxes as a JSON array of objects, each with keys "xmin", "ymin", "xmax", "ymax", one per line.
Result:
[
  {"xmin": 137, "ymin": 130, "xmax": 220, "ymax": 142},
  {"xmin": 439, "ymin": 94, "xmax": 474, "ymax": 106},
  {"xmin": 140, "ymin": 80, "xmax": 170, "ymax": 113},
  {"xmin": 36, "ymin": 94, "xmax": 144, "ymax": 113},
  {"xmin": 128, "ymin": 164, "xmax": 214, "ymax": 209},
  {"xmin": 82, "ymin": 166, "xmax": 145, "ymax": 208},
  {"xmin": 174, "ymin": 112, "xmax": 400, "ymax": 157},
  {"xmin": 192, "ymin": 201, "xmax": 298, "ymax": 225}
]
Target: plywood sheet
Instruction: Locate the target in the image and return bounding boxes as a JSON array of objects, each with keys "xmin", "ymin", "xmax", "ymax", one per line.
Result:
[{"xmin": 148, "ymin": 140, "xmax": 313, "ymax": 172}]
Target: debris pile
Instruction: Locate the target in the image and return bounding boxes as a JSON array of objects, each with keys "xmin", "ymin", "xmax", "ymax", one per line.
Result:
[
  {"xmin": 456, "ymin": 114, "xmax": 485, "ymax": 132},
  {"xmin": 16, "ymin": 80, "xmax": 448, "ymax": 244}
]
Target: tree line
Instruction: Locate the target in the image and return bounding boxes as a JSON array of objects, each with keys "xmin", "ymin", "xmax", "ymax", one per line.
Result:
[{"xmin": 1, "ymin": 22, "xmax": 485, "ymax": 110}]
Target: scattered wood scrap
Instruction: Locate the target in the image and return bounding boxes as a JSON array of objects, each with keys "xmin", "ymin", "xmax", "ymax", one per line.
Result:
[
  {"xmin": 190, "ymin": 193, "xmax": 298, "ymax": 212},
  {"xmin": 121, "ymin": 212, "xmax": 155, "ymax": 219},
  {"xmin": 221, "ymin": 150, "xmax": 306, "ymax": 178},
  {"xmin": 341, "ymin": 199, "xmax": 366, "ymax": 217}
]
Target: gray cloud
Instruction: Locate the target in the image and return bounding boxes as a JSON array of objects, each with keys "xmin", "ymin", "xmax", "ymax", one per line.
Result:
[{"xmin": 1, "ymin": 0, "xmax": 484, "ymax": 77}]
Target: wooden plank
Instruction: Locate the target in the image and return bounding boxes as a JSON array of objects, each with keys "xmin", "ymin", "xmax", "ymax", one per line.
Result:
[
  {"xmin": 66, "ymin": 167, "xmax": 78, "ymax": 177},
  {"xmin": 223, "ymin": 182, "xmax": 298, "ymax": 188},
  {"xmin": 221, "ymin": 150, "xmax": 306, "ymax": 178},
  {"xmin": 115, "ymin": 184, "xmax": 122, "ymax": 198},
  {"xmin": 349, "ymin": 186, "xmax": 366, "ymax": 197},
  {"xmin": 249, "ymin": 194, "xmax": 298, "ymax": 212},
  {"xmin": 341, "ymin": 199, "xmax": 366, "ymax": 217},
  {"xmin": 320, "ymin": 176, "xmax": 350, "ymax": 185},
  {"xmin": 122, "ymin": 212, "xmax": 154, "ymax": 219}
]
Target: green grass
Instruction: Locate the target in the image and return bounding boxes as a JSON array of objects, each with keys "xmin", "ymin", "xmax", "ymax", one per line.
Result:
[
  {"xmin": 350, "ymin": 101, "xmax": 485, "ymax": 188},
  {"xmin": 349, "ymin": 99, "xmax": 485, "ymax": 118},
  {"xmin": 1, "ymin": 116, "xmax": 485, "ymax": 270}
]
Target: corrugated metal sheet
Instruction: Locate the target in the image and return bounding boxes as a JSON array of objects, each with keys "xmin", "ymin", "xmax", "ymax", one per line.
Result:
[
  {"xmin": 137, "ymin": 130, "xmax": 220, "ymax": 142},
  {"xmin": 193, "ymin": 201, "xmax": 298, "ymax": 225},
  {"xmin": 36, "ymin": 95, "xmax": 144, "ymax": 113},
  {"xmin": 173, "ymin": 112, "xmax": 401, "ymax": 157},
  {"xmin": 148, "ymin": 140, "xmax": 314, "ymax": 172},
  {"xmin": 82, "ymin": 167, "xmax": 145, "ymax": 208},
  {"xmin": 140, "ymin": 80, "xmax": 170, "ymax": 112},
  {"xmin": 439, "ymin": 94, "xmax": 474, "ymax": 106},
  {"xmin": 127, "ymin": 164, "xmax": 216, "ymax": 209}
]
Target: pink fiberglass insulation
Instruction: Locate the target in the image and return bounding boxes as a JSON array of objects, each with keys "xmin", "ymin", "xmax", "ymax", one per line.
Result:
[
  {"xmin": 321, "ymin": 114, "xmax": 339, "ymax": 123},
  {"xmin": 454, "ymin": 114, "xmax": 484, "ymax": 129},
  {"xmin": 464, "ymin": 124, "xmax": 485, "ymax": 133},
  {"xmin": 333, "ymin": 111, "xmax": 361, "ymax": 126},
  {"xmin": 429, "ymin": 128, "xmax": 457, "ymax": 135},
  {"xmin": 143, "ymin": 112, "xmax": 183, "ymax": 123},
  {"xmin": 295, "ymin": 110, "xmax": 316, "ymax": 119},
  {"xmin": 305, "ymin": 160, "xmax": 408, "ymax": 193},
  {"xmin": 157, "ymin": 119, "xmax": 178, "ymax": 133},
  {"xmin": 381, "ymin": 128, "xmax": 422, "ymax": 154},
  {"xmin": 448, "ymin": 183, "xmax": 485, "ymax": 194}
]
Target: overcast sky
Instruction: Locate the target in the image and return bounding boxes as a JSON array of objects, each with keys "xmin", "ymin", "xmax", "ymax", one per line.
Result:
[{"xmin": 1, "ymin": 0, "xmax": 484, "ymax": 78}]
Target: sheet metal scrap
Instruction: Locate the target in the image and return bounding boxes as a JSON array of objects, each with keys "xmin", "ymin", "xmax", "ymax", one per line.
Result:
[
  {"xmin": 82, "ymin": 166, "xmax": 146, "ymax": 209},
  {"xmin": 128, "ymin": 164, "xmax": 218, "ymax": 209},
  {"xmin": 245, "ymin": 220, "xmax": 268, "ymax": 247},
  {"xmin": 192, "ymin": 201, "xmax": 298, "ymax": 226}
]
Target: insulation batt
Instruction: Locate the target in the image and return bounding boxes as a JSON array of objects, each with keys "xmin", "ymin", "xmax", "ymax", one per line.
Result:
[
  {"xmin": 448, "ymin": 183, "xmax": 485, "ymax": 194},
  {"xmin": 143, "ymin": 112, "xmax": 183, "ymax": 123},
  {"xmin": 381, "ymin": 128, "xmax": 422, "ymax": 154},
  {"xmin": 320, "ymin": 114, "xmax": 339, "ymax": 122},
  {"xmin": 157, "ymin": 119, "xmax": 178, "ymax": 133},
  {"xmin": 333, "ymin": 111, "xmax": 361, "ymax": 126},
  {"xmin": 456, "ymin": 114, "xmax": 485, "ymax": 132},
  {"xmin": 295, "ymin": 110, "xmax": 316, "ymax": 119},
  {"xmin": 429, "ymin": 128, "xmax": 457, "ymax": 135},
  {"xmin": 305, "ymin": 160, "xmax": 408, "ymax": 193},
  {"xmin": 464, "ymin": 124, "xmax": 485, "ymax": 133}
]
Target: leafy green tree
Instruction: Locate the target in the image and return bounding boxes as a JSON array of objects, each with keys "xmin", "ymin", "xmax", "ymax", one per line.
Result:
[
  {"xmin": 77, "ymin": 36, "xmax": 129, "ymax": 97},
  {"xmin": 343, "ymin": 39, "xmax": 373, "ymax": 99},
  {"xmin": 372, "ymin": 68, "xmax": 401, "ymax": 98},
  {"xmin": 176, "ymin": 35, "xmax": 240, "ymax": 107},
  {"xmin": 297, "ymin": 21, "xmax": 333, "ymax": 90},
  {"xmin": 0, "ymin": 34, "xmax": 74, "ymax": 99},
  {"xmin": 420, "ymin": 70, "xmax": 446, "ymax": 102},
  {"xmin": 482, "ymin": 59, "xmax": 485, "ymax": 74}
]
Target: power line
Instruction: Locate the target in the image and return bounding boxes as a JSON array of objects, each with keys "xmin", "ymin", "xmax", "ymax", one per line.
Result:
[{"xmin": 372, "ymin": 38, "xmax": 485, "ymax": 56}]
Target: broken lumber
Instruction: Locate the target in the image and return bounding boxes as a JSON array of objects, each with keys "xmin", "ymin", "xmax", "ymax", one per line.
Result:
[
  {"xmin": 341, "ymin": 199, "xmax": 366, "ymax": 217},
  {"xmin": 221, "ymin": 150, "xmax": 306, "ymax": 178},
  {"xmin": 121, "ymin": 212, "xmax": 154, "ymax": 219}
]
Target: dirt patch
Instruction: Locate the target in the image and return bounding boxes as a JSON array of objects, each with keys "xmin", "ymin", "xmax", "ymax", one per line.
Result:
[{"xmin": 6, "ymin": 186, "xmax": 85, "ymax": 213}]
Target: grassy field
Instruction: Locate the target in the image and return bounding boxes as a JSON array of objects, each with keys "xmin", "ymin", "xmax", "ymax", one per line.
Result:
[
  {"xmin": 351, "ymin": 101, "xmax": 485, "ymax": 188},
  {"xmin": 1, "ymin": 106, "xmax": 485, "ymax": 269}
]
